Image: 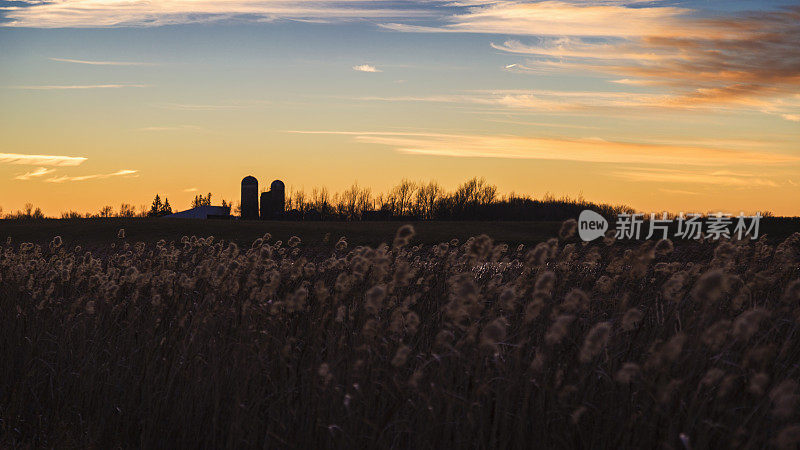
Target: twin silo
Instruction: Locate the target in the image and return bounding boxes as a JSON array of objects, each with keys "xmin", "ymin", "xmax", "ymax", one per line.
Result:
[{"xmin": 240, "ymin": 176, "xmax": 285, "ymax": 220}]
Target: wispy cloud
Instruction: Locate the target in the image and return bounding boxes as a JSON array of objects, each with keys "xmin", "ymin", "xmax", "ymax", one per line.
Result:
[
  {"xmin": 353, "ymin": 64, "xmax": 381, "ymax": 73},
  {"xmin": 183, "ymin": 187, "xmax": 199, "ymax": 192},
  {"xmin": 659, "ymin": 188, "xmax": 698, "ymax": 196},
  {"xmin": 0, "ymin": 152, "xmax": 86, "ymax": 166},
  {"xmin": 49, "ymin": 57, "xmax": 154, "ymax": 66},
  {"xmin": 44, "ymin": 169, "xmax": 138, "ymax": 183},
  {"xmin": 354, "ymin": 89, "xmax": 676, "ymax": 112},
  {"xmin": 783, "ymin": 114, "xmax": 800, "ymax": 122},
  {"xmin": 14, "ymin": 167, "xmax": 56, "ymax": 180},
  {"xmin": 385, "ymin": 2, "xmax": 800, "ymax": 115},
  {"xmin": 10, "ymin": 84, "xmax": 147, "ymax": 90},
  {"xmin": 1, "ymin": 1, "xmax": 433, "ymax": 28},
  {"xmin": 152, "ymin": 102, "xmax": 249, "ymax": 111},
  {"xmin": 614, "ymin": 168, "xmax": 781, "ymax": 187},
  {"xmin": 138, "ymin": 125, "xmax": 204, "ymax": 131},
  {"xmin": 382, "ymin": 2, "xmax": 697, "ymax": 38},
  {"xmin": 287, "ymin": 130, "xmax": 800, "ymax": 167}
]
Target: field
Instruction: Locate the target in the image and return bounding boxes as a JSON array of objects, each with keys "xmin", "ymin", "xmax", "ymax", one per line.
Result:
[
  {"xmin": 2, "ymin": 219, "xmax": 800, "ymax": 448},
  {"xmin": 0, "ymin": 218, "xmax": 564, "ymax": 250},
  {"xmin": 1, "ymin": 217, "xmax": 799, "ymax": 249}
]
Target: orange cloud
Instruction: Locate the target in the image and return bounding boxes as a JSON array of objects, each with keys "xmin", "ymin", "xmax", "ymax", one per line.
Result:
[
  {"xmin": 2, "ymin": 1, "xmax": 431, "ymax": 28},
  {"xmin": 614, "ymin": 168, "xmax": 781, "ymax": 187},
  {"xmin": 390, "ymin": 2, "xmax": 800, "ymax": 115},
  {"xmin": 14, "ymin": 167, "xmax": 56, "ymax": 180},
  {"xmin": 0, "ymin": 152, "xmax": 87, "ymax": 166},
  {"xmin": 45, "ymin": 169, "xmax": 138, "ymax": 183},
  {"xmin": 289, "ymin": 130, "xmax": 800, "ymax": 167}
]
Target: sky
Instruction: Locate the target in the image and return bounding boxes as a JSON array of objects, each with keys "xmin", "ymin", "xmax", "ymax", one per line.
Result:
[{"xmin": 0, "ymin": 0, "xmax": 798, "ymax": 216}]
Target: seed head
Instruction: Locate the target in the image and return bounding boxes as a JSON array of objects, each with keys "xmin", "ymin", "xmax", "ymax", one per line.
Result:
[
  {"xmin": 391, "ymin": 344, "xmax": 411, "ymax": 367},
  {"xmin": 365, "ymin": 284, "xmax": 386, "ymax": 315},
  {"xmin": 579, "ymin": 322, "xmax": 611, "ymax": 363},
  {"xmin": 534, "ymin": 271, "xmax": 556, "ymax": 294},
  {"xmin": 561, "ymin": 288, "xmax": 589, "ymax": 313},
  {"xmin": 545, "ymin": 314, "xmax": 575, "ymax": 346},
  {"xmin": 393, "ymin": 225, "xmax": 415, "ymax": 248},
  {"xmin": 782, "ymin": 279, "xmax": 800, "ymax": 304},
  {"xmin": 559, "ymin": 219, "xmax": 577, "ymax": 240},
  {"xmin": 654, "ymin": 238, "xmax": 673, "ymax": 256},
  {"xmin": 732, "ymin": 308, "xmax": 768, "ymax": 341},
  {"xmin": 770, "ymin": 380, "xmax": 799, "ymax": 419},
  {"xmin": 615, "ymin": 362, "xmax": 640, "ymax": 384},
  {"xmin": 748, "ymin": 373, "xmax": 770, "ymax": 396},
  {"xmin": 692, "ymin": 269, "xmax": 728, "ymax": 305},
  {"xmin": 701, "ymin": 368, "xmax": 725, "ymax": 387},
  {"xmin": 775, "ymin": 425, "xmax": 800, "ymax": 450},
  {"xmin": 480, "ymin": 317, "xmax": 508, "ymax": 350}
]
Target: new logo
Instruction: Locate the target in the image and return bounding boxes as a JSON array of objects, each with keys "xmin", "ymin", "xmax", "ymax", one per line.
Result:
[{"xmin": 578, "ymin": 210, "xmax": 608, "ymax": 241}]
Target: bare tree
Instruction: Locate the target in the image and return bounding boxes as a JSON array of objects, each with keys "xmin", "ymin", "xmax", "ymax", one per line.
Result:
[
  {"xmin": 119, "ymin": 203, "xmax": 136, "ymax": 217},
  {"xmin": 414, "ymin": 181, "xmax": 443, "ymax": 219},
  {"xmin": 341, "ymin": 183, "xmax": 362, "ymax": 220},
  {"xmin": 99, "ymin": 205, "xmax": 114, "ymax": 217},
  {"xmin": 356, "ymin": 186, "xmax": 372, "ymax": 218},
  {"xmin": 311, "ymin": 187, "xmax": 331, "ymax": 217},
  {"xmin": 61, "ymin": 210, "xmax": 83, "ymax": 219},
  {"xmin": 293, "ymin": 189, "xmax": 307, "ymax": 214},
  {"xmin": 391, "ymin": 179, "xmax": 416, "ymax": 216}
]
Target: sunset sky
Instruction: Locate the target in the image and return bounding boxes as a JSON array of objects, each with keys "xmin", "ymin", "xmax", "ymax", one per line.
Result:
[{"xmin": 1, "ymin": 0, "xmax": 798, "ymax": 216}]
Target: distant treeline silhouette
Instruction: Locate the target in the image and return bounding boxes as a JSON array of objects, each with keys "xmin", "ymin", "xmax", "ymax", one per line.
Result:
[
  {"xmin": 2, "ymin": 177, "xmax": 640, "ymax": 221},
  {"xmin": 282, "ymin": 178, "xmax": 633, "ymax": 221}
]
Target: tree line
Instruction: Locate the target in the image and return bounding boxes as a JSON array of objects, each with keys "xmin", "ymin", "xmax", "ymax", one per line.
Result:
[
  {"xmin": 2, "ymin": 178, "xmax": 634, "ymax": 221},
  {"xmin": 283, "ymin": 177, "xmax": 633, "ymax": 221}
]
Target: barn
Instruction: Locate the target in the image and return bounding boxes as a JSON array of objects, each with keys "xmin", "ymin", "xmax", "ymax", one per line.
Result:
[{"xmin": 166, "ymin": 205, "xmax": 231, "ymax": 219}]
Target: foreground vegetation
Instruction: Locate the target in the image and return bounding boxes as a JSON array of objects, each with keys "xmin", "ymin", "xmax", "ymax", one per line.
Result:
[{"xmin": 2, "ymin": 224, "xmax": 800, "ymax": 448}]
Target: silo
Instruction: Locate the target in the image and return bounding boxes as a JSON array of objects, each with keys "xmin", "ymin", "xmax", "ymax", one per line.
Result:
[
  {"xmin": 270, "ymin": 180, "xmax": 286, "ymax": 217},
  {"xmin": 260, "ymin": 191, "xmax": 272, "ymax": 220},
  {"xmin": 241, "ymin": 176, "xmax": 259, "ymax": 220}
]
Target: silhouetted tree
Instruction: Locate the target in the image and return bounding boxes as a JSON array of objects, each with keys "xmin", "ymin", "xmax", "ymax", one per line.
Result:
[
  {"xmin": 192, "ymin": 193, "xmax": 212, "ymax": 208},
  {"xmin": 337, "ymin": 183, "xmax": 372, "ymax": 220},
  {"xmin": 356, "ymin": 186, "xmax": 372, "ymax": 218},
  {"xmin": 414, "ymin": 181, "xmax": 442, "ymax": 220},
  {"xmin": 6, "ymin": 203, "xmax": 46, "ymax": 219},
  {"xmin": 148, "ymin": 195, "xmax": 163, "ymax": 217},
  {"xmin": 392, "ymin": 180, "xmax": 415, "ymax": 217},
  {"xmin": 99, "ymin": 206, "xmax": 114, "ymax": 217},
  {"xmin": 162, "ymin": 198, "xmax": 172, "ymax": 215},
  {"xmin": 61, "ymin": 211, "xmax": 83, "ymax": 219},
  {"xmin": 119, "ymin": 203, "xmax": 136, "ymax": 218},
  {"xmin": 293, "ymin": 189, "xmax": 308, "ymax": 215},
  {"xmin": 311, "ymin": 187, "xmax": 332, "ymax": 219},
  {"xmin": 24, "ymin": 203, "xmax": 44, "ymax": 219},
  {"xmin": 148, "ymin": 195, "xmax": 172, "ymax": 217}
]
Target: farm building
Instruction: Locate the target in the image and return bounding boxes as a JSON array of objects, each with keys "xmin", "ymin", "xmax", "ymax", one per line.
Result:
[{"xmin": 166, "ymin": 205, "xmax": 231, "ymax": 219}]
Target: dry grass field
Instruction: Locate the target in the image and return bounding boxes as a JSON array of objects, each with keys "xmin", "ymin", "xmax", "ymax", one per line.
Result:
[
  {"xmin": 0, "ymin": 218, "xmax": 563, "ymax": 250},
  {"xmin": 2, "ymin": 219, "xmax": 800, "ymax": 448}
]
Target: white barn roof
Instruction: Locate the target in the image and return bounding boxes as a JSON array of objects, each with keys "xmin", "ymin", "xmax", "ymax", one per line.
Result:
[{"xmin": 166, "ymin": 205, "xmax": 231, "ymax": 219}]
